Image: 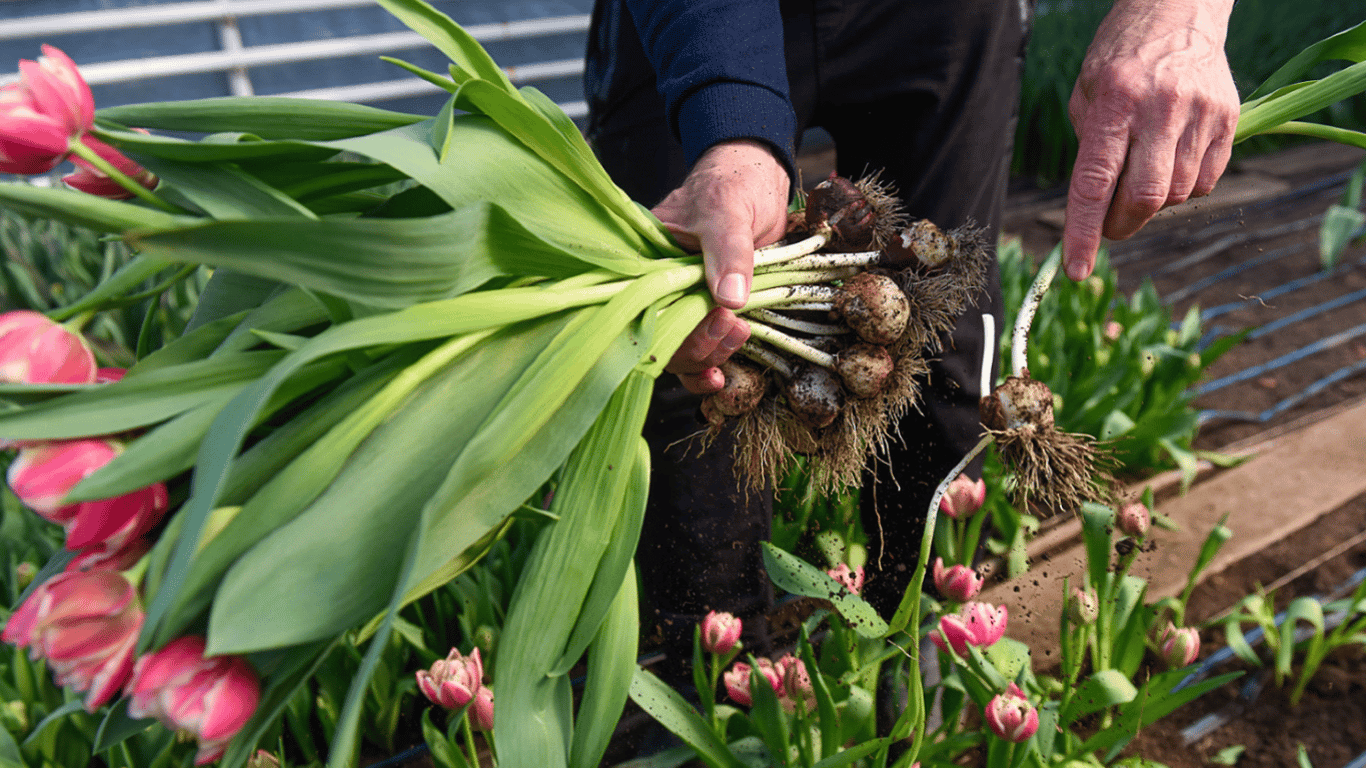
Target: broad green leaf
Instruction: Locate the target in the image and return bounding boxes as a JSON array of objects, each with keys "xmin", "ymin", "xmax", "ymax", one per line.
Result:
[
  {"xmin": 97, "ymin": 97, "xmax": 424, "ymax": 139},
  {"xmin": 92, "ymin": 699, "xmax": 155, "ymax": 753},
  {"xmin": 1237, "ymin": 60, "xmax": 1366, "ymax": 143},
  {"xmin": 810, "ymin": 740, "xmax": 890, "ymax": 768},
  {"xmin": 377, "ymin": 0, "xmax": 514, "ymax": 90},
  {"xmin": 569, "ymin": 562, "xmax": 640, "ymax": 768},
  {"xmin": 496, "ymin": 374, "xmax": 653, "ymax": 768},
  {"xmin": 325, "ymin": 117, "xmax": 666, "ymax": 273},
  {"xmin": 130, "ymin": 202, "xmax": 606, "ymax": 309},
  {"xmin": 1080, "ymin": 502, "xmax": 1115, "ymax": 591},
  {"xmin": 0, "ymin": 726, "xmax": 21, "ymax": 768},
  {"xmin": 138, "ymin": 158, "xmax": 318, "ymax": 220},
  {"xmin": 1060, "ymin": 669, "xmax": 1138, "ymax": 723},
  {"xmin": 630, "ymin": 667, "xmax": 745, "ymax": 768},
  {"xmin": 1276, "ymin": 598, "xmax": 1325, "ymax": 680},
  {"xmin": 48, "ymin": 254, "xmax": 179, "ymax": 322},
  {"xmin": 761, "ymin": 543, "xmax": 888, "ymax": 638},
  {"xmin": 1077, "ymin": 670, "xmax": 1240, "ymax": 760},
  {"xmin": 1320, "ymin": 203, "xmax": 1365, "ymax": 270},
  {"xmin": 0, "ymin": 183, "xmax": 193, "ymax": 234},
  {"xmin": 983, "ymin": 637, "xmax": 1032, "ymax": 683},
  {"xmin": 1249, "ymin": 19, "xmax": 1366, "ymax": 99},
  {"xmin": 96, "ymin": 125, "xmax": 338, "ymax": 163},
  {"xmin": 0, "ymin": 351, "xmax": 284, "ymax": 440}
]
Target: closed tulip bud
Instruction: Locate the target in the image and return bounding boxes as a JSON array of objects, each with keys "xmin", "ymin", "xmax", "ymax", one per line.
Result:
[
  {"xmin": 13, "ymin": 562, "xmax": 36, "ymax": 591},
  {"xmin": 0, "ymin": 311, "xmax": 96, "ymax": 385},
  {"xmin": 932, "ymin": 557, "xmax": 983, "ymax": 602},
  {"xmin": 723, "ymin": 661, "xmax": 754, "ymax": 706},
  {"xmin": 3, "ymin": 569, "xmax": 142, "ymax": 711},
  {"xmin": 63, "ymin": 134, "xmax": 157, "ymax": 199},
  {"xmin": 64, "ymin": 539, "xmax": 151, "ymax": 574},
  {"xmin": 95, "ymin": 367, "xmax": 126, "ymax": 383},
  {"xmin": 700, "ymin": 610, "xmax": 742, "ymax": 655},
  {"xmin": 0, "ymin": 46, "xmax": 93, "ymax": 174},
  {"xmin": 1068, "ymin": 586, "xmax": 1099, "ymax": 625},
  {"xmin": 473, "ymin": 624, "xmax": 498, "ymax": 657},
  {"xmin": 126, "ymin": 636, "xmax": 261, "ymax": 766},
  {"xmin": 1158, "ymin": 623, "xmax": 1200, "ymax": 668},
  {"xmin": 1117, "ymin": 501, "xmax": 1151, "ymax": 539},
  {"xmin": 985, "ymin": 683, "xmax": 1039, "ymax": 743},
  {"xmin": 940, "ymin": 475, "xmax": 987, "ymax": 519},
  {"xmin": 416, "ymin": 646, "xmax": 483, "ymax": 710},
  {"xmin": 246, "ymin": 751, "xmax": 280, "ymax": 768},
  {"xmin": 776, "ymin": 654, "xmax": 815, "ymax": 711},
  {"xmin": 1103, "ymin": 321, "xmax": 1123, "ymax": 342},
  {"xmin": 469, "ymin": 686, "xmax": 494, "ymax": 731},
  {"xmin": 826, "ymin": 563, "xmax": 865, "ymax": 595},
  {"xmin": 7, "ymin": 439, "xmax": 170, "ymax": 552}
]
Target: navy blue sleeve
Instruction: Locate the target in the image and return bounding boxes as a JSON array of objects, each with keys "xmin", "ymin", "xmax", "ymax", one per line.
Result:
[{"xmin": 622, "ymin": 0, "xmax": 798, "ymax": 180}]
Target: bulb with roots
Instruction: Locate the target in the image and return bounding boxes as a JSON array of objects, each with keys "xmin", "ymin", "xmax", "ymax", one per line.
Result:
[{"xmin": 834, "ymin": 272, "xmax": 910, "ymax": 345}]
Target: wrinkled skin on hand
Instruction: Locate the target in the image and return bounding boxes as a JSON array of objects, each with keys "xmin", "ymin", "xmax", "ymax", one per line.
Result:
[
  {"xmin": 1063, "ymin": 0, "xmax": 1240, "ymax": 281},
  {"xmin": 654, "ymin": 139, "xmax": 791, "ymax": 394}
]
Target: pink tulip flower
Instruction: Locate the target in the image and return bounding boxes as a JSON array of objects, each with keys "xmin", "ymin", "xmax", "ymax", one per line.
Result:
[
  {"xmin": 0, "ymin": 310, "xmax": 97, "ymax": 385},
  {"xmin": 64, "ymin": 539, "xmax": 151, "ymax": 574},
  {"xmin": 722, "ymin": 657, "xmax": 783, "ymax": 707},
  {"xmin": 2, "ymin": 569, "xmax": 142, "ymax": 711},
  {"xmin": 7, "ymin": 439, "xmax": 170, "ymax": 552},
  {"xmin": 63, "ymin": 134, "xmax": 157, "ymax": 199},
  {"xmin": 416, "ymin": 646, "xmax": 484, "ymax": 710},
  {"xmin": 940, "ymin": 475, "xmax": 987, "ymax": 519},
  {"xmin": 469, "ymin": 686, "xmax": 494, "ymax": 731},
  {"xmin": 95, "ymin": 367, "xmax": 126, "ymax": 383},
  {"xmin": 700, "ymin": 610, "xmax": 742, "ymax": 655},
  {"xmin": 826, "ymin": 563, "xmax": 865, "ymax": 595},
  {"xmin": 985, "ymin": 683, "xmax": 1038, "ymax": 743},
  {"xmin": 0, "ymin": 45, "xmax": 93, "ymax": 174},
  {"xmin": 932, "ymin": 557, "xmax": 983, "ymax": 602},
  {"xmin": 777, "ymin": 654, "xmax": 815, "ymax": 712},
  {"xmin": 930, "ymin": 601, "xmax": 1008, "ymax": 657},
  {"xmin": 126, "ymin": 636, "xmax": 261, "ymax": 766},
  {"xmin": 1117, "ymin": 501, "xmax": 1151, "ymax": 539},
  {"xmin": 1158, "ymin": 622, "xmax": 1200, "ymax": 668}
]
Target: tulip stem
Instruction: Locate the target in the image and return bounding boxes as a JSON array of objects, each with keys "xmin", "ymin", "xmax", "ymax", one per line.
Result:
[
  {"xmin": 461, "ymin": 713, "xmax": 478, "ymax": 768},
  {"xmin": 66, "ymin": 139, "xmax": 185, "ymax": 215},
  {"xmin": 1011, "ymin": 247, "xmax": 1061, "ymax": 378}
]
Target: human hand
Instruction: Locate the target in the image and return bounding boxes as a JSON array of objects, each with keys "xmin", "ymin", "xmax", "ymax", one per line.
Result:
[
  {"xmin": 653, "ymin": 139, "xmax": 790, "ymax": 394},
  {"xmin": 1063, "ymin": 0, "xmax": 1240, "ymax": 281}
]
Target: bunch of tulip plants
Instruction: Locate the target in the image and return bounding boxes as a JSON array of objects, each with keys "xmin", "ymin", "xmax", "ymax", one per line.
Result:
[{"xmin": 0, "ymin": 4, "xmax": 1365, "ymax": 768}]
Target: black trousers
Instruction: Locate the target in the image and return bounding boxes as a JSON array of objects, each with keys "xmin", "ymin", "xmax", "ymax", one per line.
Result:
[{"xmin": 585, "ymin": 0, "xmax": 1033, "ymax": 669}]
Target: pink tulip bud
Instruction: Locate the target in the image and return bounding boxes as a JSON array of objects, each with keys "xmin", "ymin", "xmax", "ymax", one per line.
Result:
[
  {"xmin": 984, "ymin": 683, "xmax": 1038, "ymax": 743},
  {"xmin": 63, "ymin": 134, "xmax": 158, "ymax": 199},
  {"xmin": 7, "ymin": 439, "xmax": 170, "ymax": 552},
  {"xmin": 126, "ymin": 636, "xmax": 261, "ymax": 766},
  {"xmin": 700, "ymin": 610, "xmax": 742, "ymax": 655},
  {"xmin": 469, "ymin": 686, "xmax": 494, "ymax": 732},
  {"xmin": 0, "ymin": 311, "xmax": 97, "ymax": 385},
  {"xmin": 776, "ymin": 654, "xmax": 815, "ymax": 712},
  {"xmin": 14, "ymin": 562, "xmax": 36, "ymax": 590},
  {"xmin": 0, "ymin": 46, "xmax": 93, "ymax": 174},
  {"xmin": 64, "ymin": 539, "xmax": 151, "ymax": 574},
  {"xmin": 1158, "ymin": 623, "xmax": 1200, "ymax": 668},
  {"xmin": 940, "ymin": 475, "xmax": 987, "ymax": 519},
  {"xmin": 247, "ymin": 751, "xmax": 280, "ymax": 768},
  {"xmin": 2, "ymin": 569, "xmax": 142, "ymax": 711},
  {"xmin": 826, "ymin": 563, "xmax": 865, "ymax": 595},
  {"xmin": 1117, "ymin": 501, "xmax": 1151, "ymax": 539},
  {"xmin": 723, "ymin": 662, "xmax": 754, "ymax": 706},
  {"xmin": 1067, "ymin": 586, "xmax": 1099, "ymax": 625},
  {"xmin": 416, "ymin": 646, "xmax": 484, "ymax": 710},
  {"xmin": 96, "ymin": 367, "xmax": 126, "ymax": 383},
  {"xmin": 1103, "ymin": 321, "xmax": 1124, "ymax": 342},
  {"xmin": 932, "ymin": 557, "xmax": 983, "ymax": 602},
  {"xmin": 929, "ymin": 613, "xmax": 975, "ymax": 657}
]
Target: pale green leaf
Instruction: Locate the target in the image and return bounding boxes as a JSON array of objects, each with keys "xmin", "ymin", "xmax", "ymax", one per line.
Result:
[
  {"xmin": 761, "ymin": 543, "xmax": 889, "ymax": 638},
  {"xmin": 97, "ymin": 97, "xmax": 423, "ymax": 139},
  {"xmin": 630, "ymin": 667, "xmax": 746, "ymax": 768},
  {"xmin": 1249, "ymin": 19, "xmax": 1366, "ymax": 99}
]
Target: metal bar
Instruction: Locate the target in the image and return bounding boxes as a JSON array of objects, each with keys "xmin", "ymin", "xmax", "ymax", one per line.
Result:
[{"xmin": 214, "ymin": 0, "xmax": 255, "ymax": 98}]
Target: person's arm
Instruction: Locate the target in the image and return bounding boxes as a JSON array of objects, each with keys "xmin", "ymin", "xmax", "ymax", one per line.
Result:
[
  {"xmin": 622, "ymin": 0, "xmax": 797, "ymax": 393},
  {"xmin": 1063, "ymin": 0, "xmax": 1241, "ymax": 281}
]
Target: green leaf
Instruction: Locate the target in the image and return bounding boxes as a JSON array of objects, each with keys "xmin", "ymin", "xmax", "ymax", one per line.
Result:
[
  {"xmin": 983, "ymin": 637, "xmax": 1032, "ymax": 683},
  {"xmin": 1319, "ymin": 203, "xmax": 1365, "ymax": 270},
  {"xmin": 22, "ymin": 699, "xmax": 83, "ymax": 748},
  {"xmin": 377, "ymin": 0, "xmax": 514, "ymax": 90},
  {"xmin": 130, "ymin": 203, "xmax": 607, "ymax": 309},
  {"xmin": 629, "ymin": 667, "xmax": 745, "ymax": 768},
  {"xmin": 569, "ymin": 561, "xmax": 640, "ymax": 768},
  {"xmin": 95, "ymin": 125, "xmax": 336, "ymax": 163},
  {"xmin": 1060, "ymin": 669, "xmax": 1138, "ymax": 723},
  {"xmin": 93, "ymin": 699, "xmax": 155, "ymax": 753},
  {"xmin": 1077, "ymin": 670, "xmax": 1241, "ymax": 760},
  {"xmin": 810, "ymin": 739, "xmax": 890, "ymax": 768},
  {"xmin": 760, "ymin": 543, "xmax": 889, "ymax": 638},
  {"xmin": 97, "ymin": 97, "xmax": 424, "ymax": 139},
  {"xmin": 138, "ymin": 159, "xmax": 318, "ymax": 221},
  {"xmin": 1237, "ymin": 60, "xmax": 1366, "ymax": 144},
  {"xmin": 0, "ymin": 183, "xmax": 192, "ymax": 234},
  {"xmin": 1248, "ymin": 18, "xmax": 1366, "ymax": 99},
  {"xmin": 0, "ymin": 726, "xmax": 22, "ymax": 768}
]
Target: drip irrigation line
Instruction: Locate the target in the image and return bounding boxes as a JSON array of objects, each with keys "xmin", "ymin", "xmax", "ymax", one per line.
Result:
[
  {"xmin": 1199, "ymin": 254, "xmax": 1366, "ymax": 322},
  {"xmin": 1191, "ymin": 320, "xmax": 1366, "ymax": 396},
  {"xmin": 1153, "ymin": 216, "xmax": 1322, "ymax": 280},
  {"xmin": 1199, "ymin": 356, "xmax": 1366, "ymax": 425},
  {"xmin": 368, "ymin": 744, "xmax": 429, "ymax": 767},
  {"xmin": 1163, "ymin": 241, "xmax": 1304, "ymax": 305},
  {"xmin": 1345, "ymin": 750, "xmax": 1366, "ymax": 768},
  {"xmin": 1198, "ymin": 285, "xmax": 1366, "ymax": 351}
]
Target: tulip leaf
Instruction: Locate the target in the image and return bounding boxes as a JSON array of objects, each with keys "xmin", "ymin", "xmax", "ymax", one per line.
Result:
[
  {"xmin": 218, "ymin": 640, "xmax": 338, "ymax": 768},
  {"xmin": 0, "ymin": 183, "xmax": 192, "ymax": 234},
  {"xmin": 1248, "ymin": 18, "xmax": 1366, "ymax": 100},
  {"xmin": 324, "ymin": 117, "xmax": 665, "ymax": 275},
  {"xmin": 1060, "ymin": 669, "xmax": 1138, "ymax": 723},
  {"xmin": 0, "ymin": 727, "xmax": 21, "ymax": 768},
  {"xmin": 95, "ymin": 125, "xmax": 336, "ymax": 163},
  {"xmin": 21, "ymin": 700, "xmax": 83, "ymax": 749},
  {"xmin": 97, "ymin": 97, "xmax": 424, "ymax": 139},
  {"xmin": 630, "ymin": 667, "xmax": 746, "ymax": 768},
  {"xmin": 1237, "ymin": 60, "xmax": 1366, "ymax": 143},
  {"xmin": 1078, "ymin": 669, "xmax": 1241, "ymax": 760},
  {"xmin": 0, "ymin": 351, "xmax": 285, "ymax": 440},
  {"xmin": 761, "ymin": 543, "xmax": 889, "ymax": 639},
  {"xmin": 568, "ymin": 561, "xmax": 640, "ymax": 768},
  {"xmin": 129, "ymin": 202, "xmax": 606, "ymax": 309},
  {"xmin": 92, "ymin": 699, "xmax": 156, "ymax": 753},
  {"xmin": 137, "ymin": 158, "xmax": 319, "ymax": 221}
]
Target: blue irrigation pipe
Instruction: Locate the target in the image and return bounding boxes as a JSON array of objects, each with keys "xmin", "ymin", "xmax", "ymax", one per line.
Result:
[
  {"xmin": 1198, "ymin": 285, "xmax": 1366, "ymax": 352},
  {"xmin": 1191, "ymin": 320, "xmax": 1366, "ymax": 396},
  {"xmin": 1163, "ymin": 241, "xmax": 1303, "ymax": 305},
  {"xmin": 1344, "ymin": 749, "xmax": 1366, "ymax": 768},
  {"xmin": 1198, "ymin": 356, "xmax": 1366, "ymax": 425},
  {"xmin": 1199, "ymin": 254, "xmax": 1366, "ymax": 323}
]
